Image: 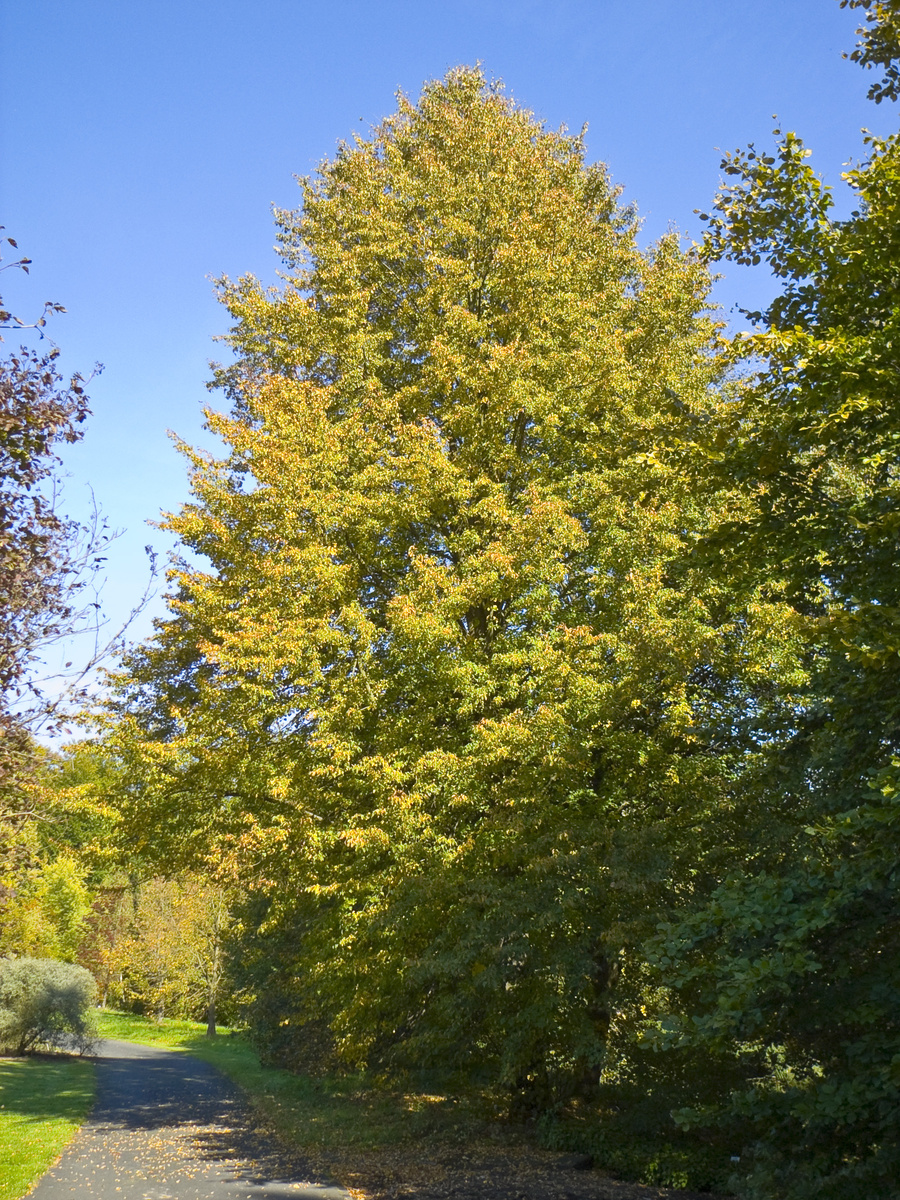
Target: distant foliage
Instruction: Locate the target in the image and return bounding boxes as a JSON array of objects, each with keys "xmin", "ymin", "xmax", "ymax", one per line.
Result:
[
  {"xmin": 0, "ymin": 955, "xmax": 98, "ymax": 1055},
  {"xmin": 0, "ymin": 852, "xmax": 93, "ymax": 962},
  {"xmin": 106, "ymin": 876, "xmax": 233, "ymax": 1031}
]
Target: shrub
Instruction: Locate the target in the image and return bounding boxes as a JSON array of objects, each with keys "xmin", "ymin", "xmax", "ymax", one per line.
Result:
[{"xmin": 0, "ymin": 956, "xmax": 98, "ymax": 1054}]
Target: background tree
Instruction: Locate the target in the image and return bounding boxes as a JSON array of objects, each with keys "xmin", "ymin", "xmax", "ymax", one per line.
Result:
[
  {"xmin": 0, "ymin": 740, "xmax": 128, "ymax": 1008},
  {"xmin": 1, "ymin": 233, "xmax": 88, "ymax": 902},
  {"xmin": 0, "ymin": 236, "xmax": 155, "ymax": 927},
  {"xmin": 646, "ymin": 5, "xmax": 900, "ymax": 1197},
  {"xmin": 2, "ymin": 852, "xmax": 93, "ymax": 962},
  {"xmin": 0, "ymin": 734, "xmax": 234, "ymax": 1028},
  {"xmin": 109, "ymin": 69, "xmax": 803, "ymax": 1105},
  {"xmin": 105, "ymin": 875, "xmax": 233, "ymax": 1028}
]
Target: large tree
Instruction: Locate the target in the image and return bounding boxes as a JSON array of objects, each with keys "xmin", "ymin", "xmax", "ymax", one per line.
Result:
[{"xmin": 111, "ymin": 70, "xmax": 801, "ymax": 1100}]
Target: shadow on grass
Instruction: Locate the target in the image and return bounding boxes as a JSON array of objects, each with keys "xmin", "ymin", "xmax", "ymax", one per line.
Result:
[
  {"xmin": 0, "ymin": 1060, "xmax": 94, "ymax": 1123},
  {"xmin": 0, "ymin": 1055, "xmax": 94, "ymax": 1125},
  {"xmin": 172, "ymin": 1034, "xmax": 501, "ymax": 1154}
]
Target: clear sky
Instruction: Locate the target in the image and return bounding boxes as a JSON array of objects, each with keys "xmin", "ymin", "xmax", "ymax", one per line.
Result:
[{"xmin": 0, "ymin": 0, "xmax": 893, "ymax": 678}]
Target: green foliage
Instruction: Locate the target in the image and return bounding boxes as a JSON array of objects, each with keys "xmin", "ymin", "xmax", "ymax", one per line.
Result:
[
  {"xmin": 539, "ymin": 1108, "xmax": 729, "ymax": 1194},
  {"xmin": 0, "ymin": 745, "xmax": 121, "ymax": 963},
  {"xmin": 33, "ymin": 740, "xmax": 125, "ymax": 869},
  {"xmin": 646, "ymin": 800, "xmax": 900, "ymax": 1197},
  {"xmin": 30, "ymin": 854, "xmax": 93, "ymax": 961},
  {"xmin": 841, "ymin": 0, "xmax": 900, "ymax": 103},
  {"xmin": 0, "ymin": 956, "xmax": 97, "ymax": 1055},
  {"xmin": 107, "ymin": 67, "xmax": 805, "ymax": 1103},
  {"xmin": 646, "ymin": 8, "xmax": 900, "ymax": 1196},
  {"xmin": 106, "ymin": 875, "xmax": 235, "ymax": 1028},
  {"xmin": 224, "ymin": 891, "xmax": 335, "ymax": 1071}
]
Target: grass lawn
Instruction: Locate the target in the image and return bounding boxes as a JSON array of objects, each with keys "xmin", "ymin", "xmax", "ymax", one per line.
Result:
[{"xmin": 0, "ymin": 1054, "xmax": 95, "ymax": 1200}]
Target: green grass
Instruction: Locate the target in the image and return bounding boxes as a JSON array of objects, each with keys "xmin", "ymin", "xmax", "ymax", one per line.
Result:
[
  {"xmin": 0, "ymin": 1055, "xmax": 95, "ymax": 1200},
  {"xmin": 95, "ymin": 1010, "xmax": 497, "ymax": 1163},
  {"xmin": 95, "ymin": 1009, "xmax": 228, "ymax": 1051}
]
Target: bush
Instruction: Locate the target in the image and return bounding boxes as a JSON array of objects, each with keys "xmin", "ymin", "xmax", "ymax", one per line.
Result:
[{"xmin": 0, "ymin": 956, "xmax": 98, "ymax": 1054}]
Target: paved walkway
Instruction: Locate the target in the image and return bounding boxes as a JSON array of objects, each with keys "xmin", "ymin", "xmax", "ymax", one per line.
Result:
[{"xmin": 30, "ymin": 1039, "xmax": 352, "ymax": 1200}]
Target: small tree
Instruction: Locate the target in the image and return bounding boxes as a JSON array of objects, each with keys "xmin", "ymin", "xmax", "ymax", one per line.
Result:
[
  {"xmin": 0, "ymin": 853, "xmax": 92, "ymax": 962},
  {"xmin": 0, "ymin": 955, "xmax": 97, "ymax": 1054}
]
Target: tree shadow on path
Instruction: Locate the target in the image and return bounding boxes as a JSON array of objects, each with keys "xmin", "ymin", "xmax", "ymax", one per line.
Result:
[{"xmin": 28, "ymin": 1038, "xmax": 350, "ymax": 1200}]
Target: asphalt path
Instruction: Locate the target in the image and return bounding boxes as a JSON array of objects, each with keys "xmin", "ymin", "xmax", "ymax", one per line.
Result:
[{"xmin": 29, "ymin": 1039, "xmax": 353, "ymax": 1200}]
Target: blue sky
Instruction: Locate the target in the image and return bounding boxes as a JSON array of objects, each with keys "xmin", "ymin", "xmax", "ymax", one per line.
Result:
[{"xmin": 0, "ymin": 0, "xmax": 893, "ymax": 674}]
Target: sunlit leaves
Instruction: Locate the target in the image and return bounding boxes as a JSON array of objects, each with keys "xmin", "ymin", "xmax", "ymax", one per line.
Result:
[{"xmin": 109, "ymin": 68, "xmax": 802, "ymax": 1097}]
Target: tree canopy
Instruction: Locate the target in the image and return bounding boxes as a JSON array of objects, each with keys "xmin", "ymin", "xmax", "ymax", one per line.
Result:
[
  {"xmin": 109, "ymin": 69, "xmax": 804, "ymax": 1104},
  {"xmin": 25, "ymin": 8, "xmax": 900, "ymax": 1197}
]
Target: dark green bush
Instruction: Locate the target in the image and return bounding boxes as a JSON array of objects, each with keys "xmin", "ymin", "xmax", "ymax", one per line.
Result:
[{"xmin": 0, "ymin": 956, "xmax": 98, "ymax": 1054}]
